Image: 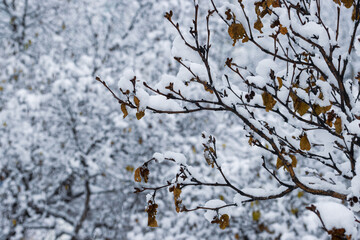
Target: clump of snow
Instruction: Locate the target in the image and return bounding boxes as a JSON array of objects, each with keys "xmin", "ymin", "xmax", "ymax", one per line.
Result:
[
  {"xmin": 233, "ymin": 193, "xmax": 251, "ymax": 205},
  {"xmin": 146, "ymin": 193, "xmax": 153, "ymax": 202},
  {"xmin": 148, "ymin": 95, "xmax": 182, "ymax": 112},
  {"xmin": 163, "ymin": 151, "xmax": 187, "ymax": 165},
  {"xmin": 313, "ymin": 202, "xmax": 357, "ymax": 237},
  {"xmin": 203, "ymin": 199, "xmax": 231, "ymax": 223},
  {"xmin": 172, "ymin": 35, "xmax": 201, "ymax": 63},
  {"xmin": 247, "ymin": 76, "xmax": 266, "ymax": 88},
  {"xmin": 255, "ymin": 59, "xmax": 279, "ymax": 77},
  {"xmin": 152, "ymin": 152, "xmax": 165, "ymax": 163},
  {"xmin": 118, "ymin": 68, "xmax": 135, "ymax": 92},
  {"xmin": 136, "ymin": 88, "xmax": 149, "ymax": 110}
]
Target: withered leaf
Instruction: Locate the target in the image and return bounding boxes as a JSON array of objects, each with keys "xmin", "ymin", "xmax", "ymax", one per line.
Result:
[
  {"xmin": 146, "ymin": 201, "xmax": 159, "ymax": 227},
  {"xmin": 254, "ymin": 18, "xmax": 264, "ymax": 33},
  {"xmin": 228, "ymin": 23, "xmax": 246, "ymax": 46},
  {"xmin": 290, "ymin": 92, "xmax": 309, "ymax": 116},
  {"xmin": 341, "ymin": 0, "xmax": 353, "ymax": 8},
  {"xmin": 121, "ymin": 103, "xmax": 128, "ymax": 118},
  {"xmin": 136, "ymin": 110, "xmax": 145, "ymax": 120},
  {"xmin": 279, "ymin": 25, "xmax": 288, "ymax": 35},
  {"xmin": 141, "ymin": 167, "xmax": 149, "ymax": 183},
  {"xmin": 262, "ymin": 92, "xmax": 277, "ymax": 112},
  {"xmin": 290, "ymin": 154, "xmax": 297, "ymax": 168},
  {"xmin": 313, "ymin": 104, "xmax": 331, "ymax": 115},
  {"xmin": 134, "ymin": 96, "xmax": 140, "ymax": 108},
  {"xmin": 252, "ymin": 210, "xmax": 261, "ymax": 221},
  {"xmin": 300, "ymin": 134, "xmax": 311, "ymax": 151},
  {"xmin": 272, "ymin": 0, "xmax": 280, "ymax": 7},
  {"xmin": 276, "ymin": 157, "xmax": 284, "ymax": 169},
  {"xmin": 170, "ymin": 184, "xmax": 182, "ymax": 213},
  {"xmin": 334, "ymin": 117, "xmax": 342, "ymax": 134},
  {"xmin": 277, "ymin": 77, "xmax": 283, "ymax": 89},
  {"xmin": 225, "ymin": 9, "xmax": 232, "ymax": 21},
  {"xmin": 219, "ymin": 214, "xmax": 230, "ymax": 230},
  {"xmin": 134, "ymin": 167, "xmax": 141, "ymax": 182}
]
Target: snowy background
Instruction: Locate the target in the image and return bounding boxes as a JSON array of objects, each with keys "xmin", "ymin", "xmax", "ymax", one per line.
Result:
[{"xmin": 1, "ymin": 0, "xmax": 359, "ymax": 239}]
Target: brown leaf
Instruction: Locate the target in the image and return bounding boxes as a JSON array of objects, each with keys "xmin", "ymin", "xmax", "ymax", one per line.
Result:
[
  {"xmin": 279, "ymin": 25, "xmax": 288, "ymax": 35},
  {"xmin": 254, "ymin": 18, "xmax": 264, "ymax": 33},
  {"xmin": 141, "ymin": 168, "xmax": 150, "ymax": 183},
  {"xmin": 126, "ymin": 165, "xmax": 134, "ymax": 172},
  {"xmin": 169, "ymin": 184, "xmax": 183, "ymax": 213},
  {"xmin": 296, "ymin": 101, "xmax": 309, "ymax": 116},
  {"xmin": 272, "ymin": 0, "xmax": 280, "ymax": 7},
  {"xmin": 276, "ymin": 157, "xmax": 284, "ymax": 169},
  {"xmin": 300, "ymin": 134, "xmax": 311, "ymax": 151},
  {"xmin": 290, "ymin": 154, "xmax": 297, "ymax": 168},
  {"xmin": 262, "ymin": 92, "xmax": 277, "ymax": 112},
  {"xmin": 252, "ymin": 210, "xmax": 261, "ymax": 221},
  {"xmin": 290, "ymin": 92, "xmax": 309, "ymax": 116},
  {"xmin": 341, "ymin": 0, "xmax": 353, "ymax": 8},
  {"xmin": 146, "ymin": 201, "xmax": 159, "ymax": 227},
  {"xmin": 134, "ymin": 96, "xmax": 140, "ymax": 108},
  {"xmin": 334, "ymin": 117, "xmax": 342, "ymax": 134},
  {"xmin": 121, "ymin": 103, "xmax": 128, "ymax": 119},
  {"xmin": 313, "ymin": 104, "xmax": 331, "ymax": 115},
  {"xmin": 277, "ymin": 77, "xmax": 283, "ymax": 89},
  {"xmin": 134, "ymin": 167, "xmax": 142, "ymax": 182},
  {"xmin": 219, "ymin": 214, "xmax": 230, "ymax": 230},
  {"xmin": 225, "ymin": 9, "xmax": 232, "ymax": 21},
  {"xmin": 136, "ymin": 111, "xmax": 145, "ymax": 120},
  {"xmin": 228, "ymin": 23, "xmax": 246, "ymax": 46}
]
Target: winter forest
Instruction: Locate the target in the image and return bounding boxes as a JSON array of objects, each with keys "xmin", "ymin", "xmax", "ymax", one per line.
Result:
[{"xmin": 1, "ymin": 0, "xmax": 360, "ymax": 239}]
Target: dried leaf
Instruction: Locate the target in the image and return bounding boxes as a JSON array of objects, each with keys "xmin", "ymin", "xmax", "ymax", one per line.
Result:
[
  {"xmin": 335, "ymin": 117, "xmax": 342, "ymax": 134},
  {"xmin": 228, "ymin": 23, "xmax": 246, "ymax": 45},
  {"xmin": 272, "ymin": 0, "xmax": 280, "ymax": 7},
  {"xmin": 126, "ymin": 165, "xmax": 134, "ymax": 172},
  {"xmin": 146, "ymin": 201, "xmax": 159, "ymax": 227},
  {"xmin": 134, "ymin": 167, "xmax": 142, "ymax": 182},
  {"xmin": 297, "ymin": 191, "xmax": 304, "ymax": 198},
  {"xmin": 290, "ymin": 154, "xmax": 297, "ymax": 168},
  {"xmin": 290, "ymin": 92, "xmax": 309, "ymax": 116},
  {"xmin": 279, "ymin": 25, "xmax": 288, "ymax": 35},
  {"xmin": 328, "ymin": 227, "xmax": 348, "ymax": 239},
  {"xmin": 141, "ymin": 168, "xmax": 150, "ymax": 183},
  {"xmin": 121, "ymin": 103, "xmax": 128, "ymax": 118},
  {"xmin": 136, "ymin": 111, "xmax": 145, "ymax": 120},
  {"xmin": 341, "ymin": 0, "xmax": 353, "ymax": 8},
  {"xmin": 276, "ymin": 157, "xmax": 284, "ymax": 169},
  {"xmin": 313, "ymin": 104, "xmax": 331, "ymax": 115},
  {"xmin": 225, "ymin": 9, "xmax": 232, "ymax": 21},
  {"xmin": 252, "ymin": 210, "xmax": 261, "ymax": 221},
  {"xmin": 169, "ymin": 185, "xmax": 183, "ymax": 213},
  {"xmin": 277, "ymin": 77, "xmax": 283, "ymax": 89},
  {"xmin": 300, "ymin": 134, "xmax": 311, "ymax": 151},
  {"xmin": 291, "ymin": 208, "xmax": 298, "ymax": 215},
  {"xmin": 254, "ymin": 18, "xmax": 264, "ymax": 33},
  {"xmin": 262, "ymin": 92, "xmax": 277, "ymax": 112},
  {"xmin": 134, "ymin": 96, "xmax": 140, "ymax": 107},
  {"xmin": 296, "ymin": 101, "xmax": 309, "ymax": 116},
  {"xmin": 219, "ymin": 214, "xmax": 230, "ymax": 230}
]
